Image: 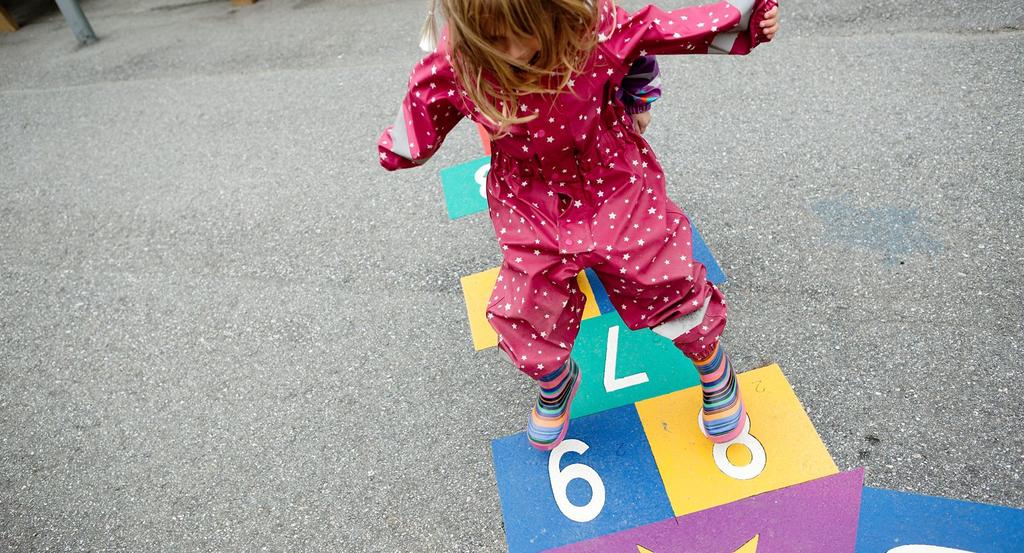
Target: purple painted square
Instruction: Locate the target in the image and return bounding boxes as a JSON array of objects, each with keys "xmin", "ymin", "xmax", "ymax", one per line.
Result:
[{"xmin": 547, "ymin": 468, "xmax": 864, "ymax": 552}]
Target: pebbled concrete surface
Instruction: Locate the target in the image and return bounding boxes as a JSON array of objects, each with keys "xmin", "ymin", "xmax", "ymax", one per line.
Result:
[{"xmin": 1, "ymin": 0, "xmax": 1022, "ymax": 551}]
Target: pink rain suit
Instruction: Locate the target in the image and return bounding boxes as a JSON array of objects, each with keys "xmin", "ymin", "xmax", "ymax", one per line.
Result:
[{"xmin": 379, "ymin": 0, "xmax": 777, "ymax": 379}]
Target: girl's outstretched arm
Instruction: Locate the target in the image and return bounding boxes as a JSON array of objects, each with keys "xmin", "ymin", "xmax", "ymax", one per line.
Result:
[
  {"xmin": 620, "ymin": 55, "xmax": 662, "ymax": 115},
  {"xmin": 378, "ymin": 48, "xmax": 465, "ymax": 171},
  {"xmin": 620, "ymin": 55, "xmax": 661, "ymax": 133},
  {"xmin": 600, "ymin": 0, "xmax": 778, "ymax": 64}
]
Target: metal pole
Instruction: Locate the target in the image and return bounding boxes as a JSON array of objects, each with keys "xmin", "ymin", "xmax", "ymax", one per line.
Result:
[{"xmin": 54, "ymin": 0, "xmax": 98, "ymax": 45}]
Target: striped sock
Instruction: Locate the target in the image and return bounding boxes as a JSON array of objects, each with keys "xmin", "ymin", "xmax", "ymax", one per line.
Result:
[
  {"xmin": 692, "ymin": 342, "xmax": 747, "ymax": 443},
  {"xmin": 527, "ymin": 359, "xmax": 582, "ymax": 451}
]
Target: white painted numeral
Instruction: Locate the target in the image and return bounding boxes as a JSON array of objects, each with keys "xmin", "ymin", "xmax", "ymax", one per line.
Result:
[
  {"xmin": 703, "ymin": 415, "xmax": 767, "ymax": 480},
  {"xmin": 888, "ymin": 547, "xmax": 976, "ymax": 553},
  {"xmin": 548, "ymin": 439, "xmax": 606, "ymax": 522},
  {"xmin": 603, "ymin": 325, "xmax": 649, "ymax": 392},
  {"xmin": 474, "ymin": 163, "xmax": 490, "ymax": 199},
  {"xmin": 712, "ymin": 434, "xmax": 767, "ymax": 480}
]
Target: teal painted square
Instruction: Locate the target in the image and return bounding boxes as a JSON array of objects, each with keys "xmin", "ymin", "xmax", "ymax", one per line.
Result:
[
  {"xmin": 439, "ymin": 156, "xmax": 490, "ymax": 219},
  {"xmin": 570, "ymin": 311, "xmax": 699, "ymax": 419}
]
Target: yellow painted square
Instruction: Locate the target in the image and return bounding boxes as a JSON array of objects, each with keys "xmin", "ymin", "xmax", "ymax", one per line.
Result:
[
  {"xmin": 460, "ymin": 267, "xmax": 501, "ymax": 350},
  {"xmin": 460, "ymin": 267, "xmax": 602, "ymax": 351},
  {"xmin": 576, "ymin": 271, "xmax": 602, "ymax": 320},
  {"xmin": 635, "ymin": 364, "xmax": 838, "ymax": 516}
]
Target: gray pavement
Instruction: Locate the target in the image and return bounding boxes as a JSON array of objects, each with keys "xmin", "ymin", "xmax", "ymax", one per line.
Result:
[{"xmin": 1, "ymin": 0, "xmax": 1023, "ymax": 551}]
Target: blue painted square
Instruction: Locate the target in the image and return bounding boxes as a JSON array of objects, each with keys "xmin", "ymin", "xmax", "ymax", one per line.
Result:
[
  {"xmin": 691, "ymin": 223, "xmax": 726, "ymax": 285},
  {"xmin": 491, "ymin": 405, "xmax": 674, "ymax": 553},
  {"xmin": 856, "ymin": 486, "xmax": 1024, "ymax": 553},
  {"xmin": 583, "ymin": 268, "xmax": 616, "ymax": 315},
  {"xmin": 439, "ymin": 157, "xmax": 490, "ymax": 220}
]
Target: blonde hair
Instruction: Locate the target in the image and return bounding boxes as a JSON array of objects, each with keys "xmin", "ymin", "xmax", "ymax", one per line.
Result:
[{"xmin": 426, "ymin": 0, "xmax": 605, "ymax": 135}]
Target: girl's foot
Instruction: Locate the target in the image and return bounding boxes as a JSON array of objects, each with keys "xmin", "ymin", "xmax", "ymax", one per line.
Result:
[
  {"xmin": 699, "ymin": 406, "xmax": 750, "ymax": 443},
  {"xmin": 693, "ymin": 342, "xmax": 747, "ymax": 443},
  {"xmin": 527, "ymin": 359, "xmax": 581, "ymax": 451}
]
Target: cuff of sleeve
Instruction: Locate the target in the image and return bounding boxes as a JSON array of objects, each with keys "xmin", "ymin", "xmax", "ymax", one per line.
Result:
[
  {"xmin": 378, "ymin": 141, "xmax": 416, "ymax": 171},
  {"xmin": 748, "ymin": 0, "xmax": 778, "ymax": 47},
  {"xmin": 625, "ymin": 102, "xmax": 653, "ymax": 114}
]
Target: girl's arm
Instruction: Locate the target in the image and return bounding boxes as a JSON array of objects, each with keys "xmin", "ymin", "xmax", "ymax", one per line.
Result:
[
  {"xmin": 378, "ymin": 50, "xmax": 465, "ymax": 171},
  {"xmin": 600, "ymin": 0, "xmax": 778, "ymax": 64},
  {"xmin": 620, "ymin": 55, "xmax": 662, "ymax": 115}
]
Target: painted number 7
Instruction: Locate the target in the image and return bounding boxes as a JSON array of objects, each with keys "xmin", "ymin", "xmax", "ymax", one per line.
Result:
[{"xmin": 604, "ymin": 325, "xmax": 649, "ymax": 392}]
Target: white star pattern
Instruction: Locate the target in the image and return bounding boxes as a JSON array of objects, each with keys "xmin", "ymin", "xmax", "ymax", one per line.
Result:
[{"xmin": 381, "ymin": 4, "xmax": 749, "ymax": 374}]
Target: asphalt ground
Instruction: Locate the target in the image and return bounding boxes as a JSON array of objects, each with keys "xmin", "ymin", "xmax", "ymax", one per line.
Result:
[{"xmin": 1, "ymin": 0, "xmax": 1022, "ymax": 551}]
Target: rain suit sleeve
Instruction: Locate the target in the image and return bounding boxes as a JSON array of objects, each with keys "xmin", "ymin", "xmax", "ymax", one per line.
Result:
[
  {"xmin": 378, "ymin": 46, "xmax": 465, "ymax": 171},
  {"xmin": 600, "ymin": 0, "xmax": 778, "ymax": 66},
  {"xmin": 620, "ymin": 55, "xmax": 662, "ymax": 114}
]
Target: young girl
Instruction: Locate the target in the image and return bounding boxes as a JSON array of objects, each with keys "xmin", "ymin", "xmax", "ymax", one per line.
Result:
[{"xmin": 378, "ymin": 0, "xmax": 779, "ymax": 450}]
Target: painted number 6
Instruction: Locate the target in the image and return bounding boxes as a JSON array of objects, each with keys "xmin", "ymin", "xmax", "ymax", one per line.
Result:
[{"xmin": 548, "ymin": 439, "xmax": 606, "ymax": 522}]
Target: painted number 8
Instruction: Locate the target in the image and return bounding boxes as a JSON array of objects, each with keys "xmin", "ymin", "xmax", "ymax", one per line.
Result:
[
  {"xmin": 548, "ymin": 439, "xmax": 606, "ymax": 523},
  {"xmin": 703, "ymin": 414, "xmax": 767, "ymax": 481}
]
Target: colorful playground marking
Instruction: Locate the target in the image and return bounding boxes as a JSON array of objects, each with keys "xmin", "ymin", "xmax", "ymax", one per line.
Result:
[
  {"xmin": 443, "ymin": 121, "xmax": 1024, "ymax": 553},
  {"xmin": 492, "ymin": 404, "xmax": 675, "ymax": 553},
  {"xmin": 734, "ymin": 536, "xmax": 760, "ymax": 553},
  {"xmin": 438, "ymin": 123, "xmax": 492, "ymax": 220},
  {"xmin": 582, "ymin": 268, "xmax": 616, "ymax": 314},
  {"xmin": 636, "ymin": 364, "xmax": 838, "ymax": 516},
  {"xmin": 855, "ymin": 486, "xmax": 1024, "ymax": 552},
  {"xmin": 690, "ymin": 221, "xmax": 726, "ymax": 285},
  {"xmin": 570, "ymin": 311, "xmax": 698, "ymax": 419},
  {"xmin": 547, "ymin": 469, "xmax": 864, "ymax": 552},
  {"xmin": 440, "ymin": 156, "xmax": 490, "ymax": 220},
  {"xmin": 491, "ymin": 364, "xmax": 839, "ymax": 553}
]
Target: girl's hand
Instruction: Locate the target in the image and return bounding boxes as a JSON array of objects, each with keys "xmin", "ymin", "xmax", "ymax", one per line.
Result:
[
  {"xmin": 631, "ymin": 111, "xmax": 652, "ymax": 134},
  {"xmin": 760, "ymin": 5, "xmax": 779, "ymax": 40}
]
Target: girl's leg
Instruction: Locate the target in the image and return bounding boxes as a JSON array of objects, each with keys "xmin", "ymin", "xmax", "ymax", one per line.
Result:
[
  {"xmin": 485, "ymin": 259, "xmax": 586, "ymax": 450},
  {"xmin": 655, "ymin": 282, "xmax": 748, "ymax": 444},
  {"xmin": 526, "ymin": 358, "xmax": 582, "ymax": 450},
  {"xmin": 586, "ymin": 192, "xmax": 746, "ymax": 442},
  {"xmin": 593, "ymin": 262, "xmax": 747, "ymax": 442},
  {"xmin": 688, "ymin": 341, "xmax": 747, "ymax": 443}
]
